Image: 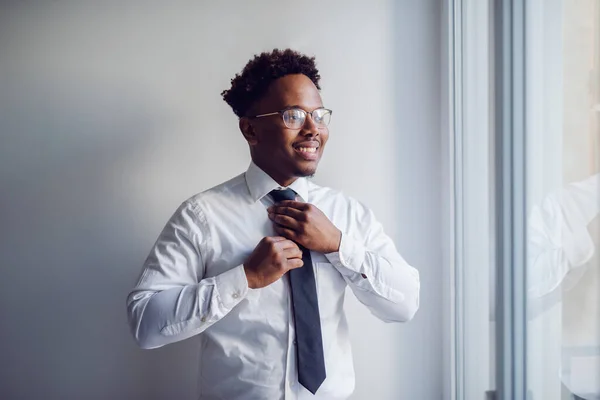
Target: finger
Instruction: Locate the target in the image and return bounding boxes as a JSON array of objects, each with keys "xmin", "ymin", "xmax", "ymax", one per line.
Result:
[
  {"xmin": 282, "ymin": 246, "xmax": 303, "ymax": 259},
  {"xmin": 275, "ymin": 238, "xmax": 300, "ymax": 250},
  {"xmin": 270, "ymin": 200, "xmax": 309, "ymax": 211},
  {"xmin": 264, "ymin": 236, "xmax": 287, "ymax": 243},
  {"xmin": 264, "ymin": 236, "xmax": 288, "ymax": 244},
  {"xmin": 269, "ymin": 213, "xmax": 300, "ymax": 230},
  {"xmin": 286, "ymin": 258, "xmax": 304, "ymax": 270},
  {"xmin": 274, "ymin": 225, "xmax": 297, "ymax": 242},
  {"xmin": 268, "ymin": 206, "xmax": 306, "ymax": 220}
]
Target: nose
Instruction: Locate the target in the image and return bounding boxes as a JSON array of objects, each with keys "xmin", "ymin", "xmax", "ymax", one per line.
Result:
[{"xmin": 300, "ymin": 113, "xmax": 320, "ymax": 137}]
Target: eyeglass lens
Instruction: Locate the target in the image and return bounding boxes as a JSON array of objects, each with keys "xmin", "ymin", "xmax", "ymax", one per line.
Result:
[{"xmin": 282, "ymin": 108, "xmax": 331, "ymax": 129}]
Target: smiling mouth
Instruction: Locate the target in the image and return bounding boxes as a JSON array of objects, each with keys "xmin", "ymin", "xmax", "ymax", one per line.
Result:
[
  {"xmin": 293, "ymin": 144, "xmax": 320, "ymax": 160},
  {"xmin": 296, "ymin": 147, "xmax": 317, "ymax": 153}
]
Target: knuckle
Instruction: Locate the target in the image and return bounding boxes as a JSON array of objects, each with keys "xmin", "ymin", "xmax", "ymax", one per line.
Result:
[{"xmin": 273, "ymin": 253, "xmax": 283, "ymax": 264}]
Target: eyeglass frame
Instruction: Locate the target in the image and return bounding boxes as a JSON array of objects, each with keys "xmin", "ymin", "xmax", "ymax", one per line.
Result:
[{"xmin": 245, "ymin": 106, "xmax": 333, "ymax": 129}]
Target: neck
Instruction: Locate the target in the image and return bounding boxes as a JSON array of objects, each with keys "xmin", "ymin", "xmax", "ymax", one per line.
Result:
[{"xmin": 253, "ymin": 159, "xmax": 297, "ymax": 187}]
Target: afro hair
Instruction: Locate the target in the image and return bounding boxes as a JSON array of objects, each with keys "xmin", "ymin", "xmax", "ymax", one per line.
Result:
[{"xmin": 221, "ymin": 48, "xmax": 321, "ymax": 118}]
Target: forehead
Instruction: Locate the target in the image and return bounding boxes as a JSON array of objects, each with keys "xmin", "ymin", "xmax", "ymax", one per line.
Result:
[{"xmin": 261, "ymin": 74, "xmax": 323, "ymax": 110}]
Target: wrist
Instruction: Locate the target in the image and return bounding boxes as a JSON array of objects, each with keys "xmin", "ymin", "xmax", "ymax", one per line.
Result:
[
  {"xmin": 329, "ymin": 229, "xmax": 342, "ymax": 253},
  {"xmin": 243, "ymin": 264, "xmax": 257, "ymax": 289}
]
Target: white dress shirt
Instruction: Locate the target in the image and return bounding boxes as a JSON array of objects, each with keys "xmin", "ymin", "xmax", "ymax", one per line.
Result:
[
  {"xmin": 528, "ymin": 174, "xmax": 600, "ymax": 399},
  {"xmin": 127, "ymin": 161, "xmax": 420, "ymax": 400}
]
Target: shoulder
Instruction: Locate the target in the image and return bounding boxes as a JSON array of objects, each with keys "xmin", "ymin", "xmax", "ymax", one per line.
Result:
[
  {"xmin": 180, "ymin": 172, "xmax": 248, "ymax": 215},
  {"xmin": 187, "ymin": 173, "xmax": 246, "ymax": 203},
  {"xmin": 308, "ymin": 180, "xmax": 371, "ymax": 215}
]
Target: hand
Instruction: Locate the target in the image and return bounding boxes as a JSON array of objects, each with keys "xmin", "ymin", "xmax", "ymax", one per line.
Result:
[
  {"xmin": 243, "ymin": 236, "xmax": 303, "ymax": 289},
  {"xmin": 267, "ymin": 201, "xmax": 342, "ymax": 254}
]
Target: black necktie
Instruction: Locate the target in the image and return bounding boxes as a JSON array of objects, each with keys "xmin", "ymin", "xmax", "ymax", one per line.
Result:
[{"xmin": 270, "ymin": 189, "xmax": 326, "ymax": 394}]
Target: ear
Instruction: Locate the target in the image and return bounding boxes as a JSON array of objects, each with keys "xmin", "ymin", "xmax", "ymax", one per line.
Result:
[{"xmin": 239, "ymin": 117, "xmax": 259, "ymax": 146}]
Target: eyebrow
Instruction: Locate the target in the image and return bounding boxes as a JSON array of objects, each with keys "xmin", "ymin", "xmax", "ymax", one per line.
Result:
[{"xmin": 283, "ymin": 105, "xmax": 325, "ymax": 112}]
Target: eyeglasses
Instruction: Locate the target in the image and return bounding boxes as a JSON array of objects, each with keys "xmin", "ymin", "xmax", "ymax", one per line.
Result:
[{"xmin": 247, "ymin": 107, "xmax": 333, "ymax": 130}]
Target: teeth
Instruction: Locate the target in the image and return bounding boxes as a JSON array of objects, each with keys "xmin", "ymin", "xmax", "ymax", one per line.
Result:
[{"xmin": 297, "ymin": 147, "xmax": 317, "ymax": 153}]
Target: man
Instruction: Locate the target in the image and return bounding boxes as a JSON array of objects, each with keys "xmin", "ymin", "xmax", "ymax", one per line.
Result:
[
  {"xmin": 127, "ymin": 48, "xmax": 420, "ymax": 400},
  {"xmin": 528, "ymin": 173, "xmax": 600, "ymax": 400}
]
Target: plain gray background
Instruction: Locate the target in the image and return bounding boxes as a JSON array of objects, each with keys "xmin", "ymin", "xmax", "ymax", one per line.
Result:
[{"xmin": 0, "ymin": 1, "xmax": 443, "ymax": 399}]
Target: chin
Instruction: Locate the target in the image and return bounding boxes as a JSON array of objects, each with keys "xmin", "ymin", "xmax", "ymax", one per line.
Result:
[{"xmin": 293, "ymin": 164, "xmax": 318, "ymax": 178}]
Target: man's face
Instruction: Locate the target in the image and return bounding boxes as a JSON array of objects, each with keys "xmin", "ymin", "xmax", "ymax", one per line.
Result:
[{"xmin": 241, "ymin": 74, "xmax": 329, "ymax": 186}]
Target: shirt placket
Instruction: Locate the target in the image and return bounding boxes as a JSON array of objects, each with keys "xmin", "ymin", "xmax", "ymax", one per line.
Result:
[{"xmin": 284, "ymin": 273, "xmax": 299, "ymax": 400}]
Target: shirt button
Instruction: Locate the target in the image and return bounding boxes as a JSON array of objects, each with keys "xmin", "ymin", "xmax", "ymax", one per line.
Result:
[
  {"xmin": 293, "ymin": 340, "xmax": 297, "ymax": 345},
  {"xmin": 232, "ymin": 293, "xmax": 239, "ymax": 299},
  {"xmin": 201, "ymin": 316, "xmax": 206, "ymax": 322}
]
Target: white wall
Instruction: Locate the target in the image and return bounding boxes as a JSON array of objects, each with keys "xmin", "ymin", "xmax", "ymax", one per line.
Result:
[{"xmin": 0, "ymin": 1, "xmax": 442, "ymax": 399}]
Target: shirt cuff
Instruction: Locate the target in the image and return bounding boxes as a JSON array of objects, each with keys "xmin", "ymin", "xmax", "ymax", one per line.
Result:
[
  {"xmin": 214, "ymin": 264, "xmax": 249, "ymax": 310},
  {"xmin": 325, "ymin": 232, "xmax": 367, "ymax": 275},
  {"xmin": 562, "ymin": 225, "xmax": 595, "ymax": 268}
]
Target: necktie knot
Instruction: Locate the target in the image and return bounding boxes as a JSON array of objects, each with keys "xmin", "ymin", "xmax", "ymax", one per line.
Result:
[{"xmin": 270, "ymin": 188, "xmax": 297, "ymax": 203}]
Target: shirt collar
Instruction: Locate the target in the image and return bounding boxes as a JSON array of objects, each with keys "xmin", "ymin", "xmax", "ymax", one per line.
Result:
[{"xmin": 244, "ymin": 161, "xmax": 309, "ymax": 203}]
